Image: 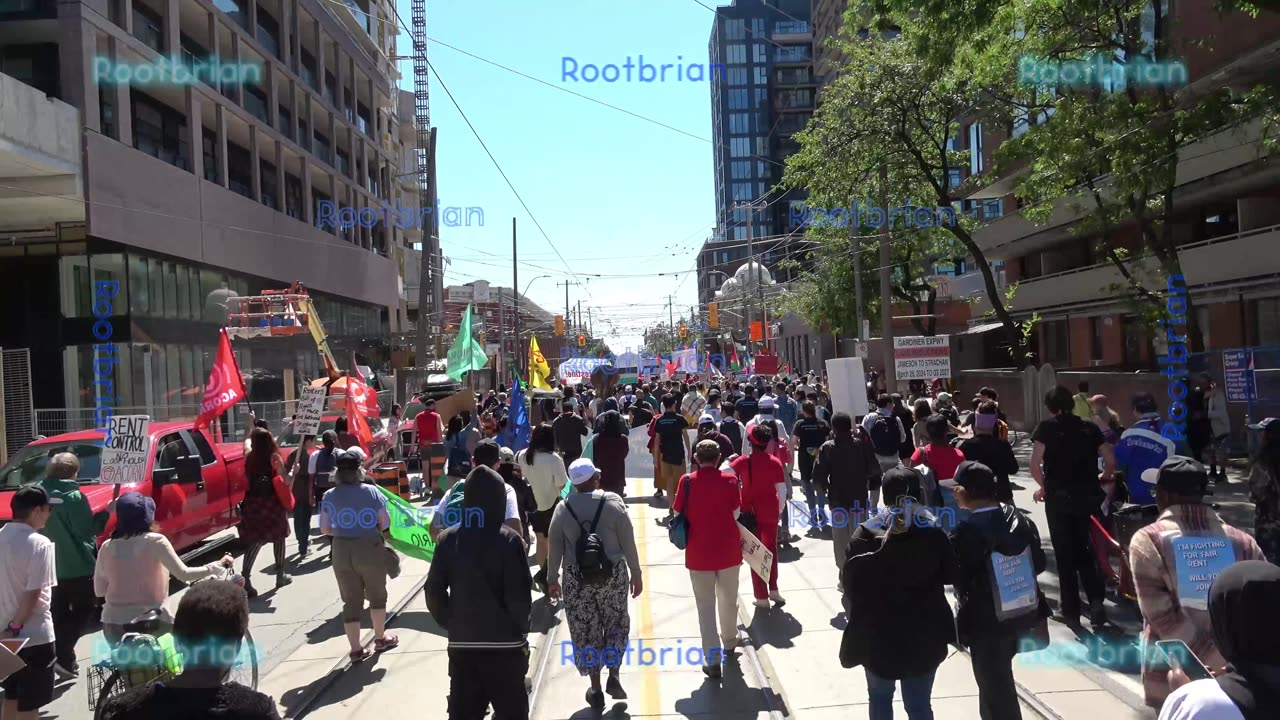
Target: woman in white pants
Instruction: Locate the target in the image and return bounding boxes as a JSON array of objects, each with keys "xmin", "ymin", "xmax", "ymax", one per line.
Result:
[{"xmin": 671, "ymin": 439, "xmax": 743, "ymax": 679}]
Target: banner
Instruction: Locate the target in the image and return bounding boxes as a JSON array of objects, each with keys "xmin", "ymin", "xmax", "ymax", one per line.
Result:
[
  {"xmin": 672, "ymin": 348, "xmax": 699, "ymax": 374},
  {"xmin": 345, "ymin": 376, "xmax": 375, "ymax": 451},
  {"xmin": 502, "ymin": 375, "xmax": 531, "ymax": 452},
  {"xmin": 754, "ymin": 354, "xmax": 779, "ymax": 375},
  {"xmin": 893, "ymin": 335, "xmax": 952, "ymax": 381},
  {"xmin": 350, "ymin": 355, "xmax": 380, "ymax": 416},
  {"xmin": 295, "ymin": 386, "xmax": 327, "ymax": 436},
  {"xmin": 445, "ymin": 304, "xmax": 489, "ymax": 381},
  {"xmin": 101, "ymin": 415, "xmax": 150, "ymax": 484},
  {"xmin": 739, "ymin": 523, "xmax": 774, "ymax": 582},
  {"xmin": 375, "ymin": 485, "xmax": 434, "ymax": 562},
  {"xmin": 194, "ymin": 329, "xmax": 246, "ymax": 430},
  {"xmin": 529, "ymin": 336, "xmax": 553, "ymax": 390}
]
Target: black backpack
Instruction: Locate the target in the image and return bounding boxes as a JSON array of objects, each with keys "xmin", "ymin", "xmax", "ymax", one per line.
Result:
[
  {"xmin": 869, "ymin": 414, "xmax": 899, "ymax": 456},
  {"xmin": 564, "ymin": 495, "xmax": 613, "ymax": 584}
]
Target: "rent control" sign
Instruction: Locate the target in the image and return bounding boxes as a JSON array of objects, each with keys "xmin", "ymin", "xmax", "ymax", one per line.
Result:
[{"xmin": 894, "ymin": 335, "xmax": 951, "ymax": 381}]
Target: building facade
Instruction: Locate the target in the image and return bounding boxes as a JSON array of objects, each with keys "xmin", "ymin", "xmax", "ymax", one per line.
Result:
[{"xmin": 0, "ymin": 0, "xmax": 436, "ymax": 414}]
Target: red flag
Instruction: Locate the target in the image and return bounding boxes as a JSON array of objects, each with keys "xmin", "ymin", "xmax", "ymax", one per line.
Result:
[
  {"xmin": 195, "ymin": 329, "xmax": 247, "ymax": 430},
  {"xmin": 349, "ymin": 355, "xmax": 379, "ymax": 417},
  {"xmin": 345, "ymin": 376, "xmax": 374, "ymax": 451}
]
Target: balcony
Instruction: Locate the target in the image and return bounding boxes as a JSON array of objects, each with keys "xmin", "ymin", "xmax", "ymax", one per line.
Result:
[
  {"xmin": 0, "ymin": 72, "xmax": 84, "ymax": 232},
  {"xmin": 774, "ymin": 47, "xmax": 811, "ymax": 65},
  {"xmin": 773, "ymin": 21, "xmax": 811, "ymax": 42}
]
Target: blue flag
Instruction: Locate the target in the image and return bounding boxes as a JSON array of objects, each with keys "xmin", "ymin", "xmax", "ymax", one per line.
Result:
[{"xmin": 500, "ymin": 373, "xmax": 532, "ymax": 452}]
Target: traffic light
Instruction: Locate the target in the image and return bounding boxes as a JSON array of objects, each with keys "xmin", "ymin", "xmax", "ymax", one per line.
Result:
[
  {"xmin": 679, "ymin": 323, "xmax": 688, "ymax": 340},
  {"xmin": 707, "ymin": 302, "xmax": 719, "ymax": 329},
  {"xmin": 577, "ymin": 334, "xmax": 587, "ymax": 347},
  {"xmin": 554, "ymin": 315, "xmax": 565, "ymax": 336}
]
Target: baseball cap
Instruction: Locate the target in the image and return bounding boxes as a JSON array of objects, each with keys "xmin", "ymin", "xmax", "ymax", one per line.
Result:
[
  {"xmin": 1141, "ymin": 455, "xmax": 1209, "ymax": 494},
  {"xmin": 335, "ymin": 448, "xmax": 365, "ymax": 469},
  {"xmin": 568, "ymin": 458, "xmax": 599, "ymax": 486},
  {"xmin": 941, "ymin": 460, "xmax": 997, "ymax": 497},
  {"xmin": 498, "ymin": 446, "xmax": 515, "ymax": 463},
  {"xmin": 881, "ymin": 467, "xmax": 924, "ymax": 505},
  {"xmin": 759, "ymin": 396, "xmax": 776, "ymax": 411},
  {"xmin": 10, "ymin": 485, "xmax": 61, "ymax": 516},
  {"xmin": 698, "ymin": 414, "xmax": 716, "ymax": 427},
  {"xmin": 114, "ymin": 491, "xmax": 154, "ymax": 528},
  {"xmin": 320, "ymin": 429, "xmax": 338, "ymax": 445}
]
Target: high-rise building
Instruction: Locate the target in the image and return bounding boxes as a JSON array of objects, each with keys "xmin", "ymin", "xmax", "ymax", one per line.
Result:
[
  {"xmin": 810, "ymin": 0, "xmax": 848, "ymax": 82},
  {"xmin": 703, "ymin": 0, "xmax": 814, "ymax": 306},
  {"xmin": 0, "ymin": 0, "xmax": 433, "ymax": 416}
]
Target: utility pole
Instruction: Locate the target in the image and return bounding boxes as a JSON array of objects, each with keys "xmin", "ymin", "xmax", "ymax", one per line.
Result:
[
  {"xmin": 576, "ymin": 300, "xmax": 582, "ymax": 337},
  {"xmin": 588, "ymin": 307, "xmax": 593, "ymax": 336},
  {"xmin": 512, "ymin": 218, "xmax": 520, "ymax": 380},
  {"xmin": 498, "ymin": 288, "xmax": 506, "ymax": 379},
  {"xmin": 879, "ymin": 168, "xmax": 896, "ymax": 390},
  {"xmin": 668, "ymin": 295, "xmax": 675, "ymax": 350},
  {"xmin": 851, "ymin": 193, "xmax": 865, "ymax": 340}
]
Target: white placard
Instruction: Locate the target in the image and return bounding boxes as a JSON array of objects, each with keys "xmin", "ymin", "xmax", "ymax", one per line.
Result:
[
  {"xmin": 739, "ymin": 523, "xmax": 775, "ymax": 582},
  {"xmin": 101, "ymin": 415, "xmax": 151, "ymax": 485},
  {"xmin": 893, "ymin": 335, "xmax": 951, "ymax": 381},
  {"xmin": 295, "ymin": 386, "xmax": 327, "ymax": 436},
  {"xmin": 825, "ymin": 357, "xmax": 870, "ymax": 418}
]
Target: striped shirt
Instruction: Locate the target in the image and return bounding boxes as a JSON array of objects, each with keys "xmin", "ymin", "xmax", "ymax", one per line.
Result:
[{"xmin": 1129, "ymin": 504, "xmax": 1264, "ymax": 709}]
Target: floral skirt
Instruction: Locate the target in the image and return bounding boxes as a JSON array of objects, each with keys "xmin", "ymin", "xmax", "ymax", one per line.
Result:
[{"xmin": 563, "ymin": 562, "xmax": 631, "ymax": 675}]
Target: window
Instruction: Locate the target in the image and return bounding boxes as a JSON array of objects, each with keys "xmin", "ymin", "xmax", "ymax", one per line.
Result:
[
  {"xmin": 226, "ymin": 141, "xmax": 253, "ymax": 199},
  {"xmin": 729, "ymin": 112, "xmax": 750, "ymax": 134},
  {"xmin": 191, "ymin": 429, "xmax": 218, "ymax": 464},
  {"xmin": 725, "ymin": 18, "xmax": 745, "ymax": 40},
  {"xmin": 968, "ymin": 122, "xmax": 984, "ymax": 175},
  {"xmin": 983, "ymin": 199, "xmax": 1003, "ymax": 219},
  {"xmin": 357, "ymin": 102, "xmax": 371, "ymax": 135},
  {"xmin": 324, "ymin": 71, "xmax": 336, "ymax": 104},
  {"xmin": 731, "ymin": 160, "xmax": 751, "ymax": 179},
  {"xmin": 726, "ymin": 44, "xmax": 746, "ymax": 64},
  {"xmin": 753, "ymin": 44, "xmax": 766, "ymax": 63},
  {"xmin": 777, "ymin": 89, "xmax": 812, "ymax": 109},
  {"xmin": 732, "ymin": 182, "xmax": 752, "ymax": 200},
  {"xmin": 727, "ymin": 67, "xmax": 747, "ymax": 86},
  {"xmin": 754, "ymin": 66, "xmax": 767, "ymax": 85},
  {"xmin": 243, "ymin": 84, "xmax": 269, "ymax": 123},
  {"xmin": 300, "ymin": 48, "xmax": 318, "ymax": 90},
  {"xmin": 755, "ymin": 136, "xmax": 767, "ymax": 157},
  {"xmin": 278, "ymin": 106, "xmax": 293, "ymax": 139},
  {"xmin": 728, "ymin": 89, "xmax": 748, "ymax": 109},
  {"xmin": 131, "ymin": 91, "xmax": 187, "ymax": 171},
  {"xmin": 260, "ymin": 159, "xmax": 278, "ymax": 210},
  {"xmin": 131, "ymin": 3, "xmax": 163, "ymax": 52},
  {"xmin": 335, "ymin": 148, "xmax": 350, "ymax": 177},
  {"xmin": 751, "ymin": 18, "xmax": 763, "ymax": 35},
  {"xmin": 754, "ymin": 88, "xmax": 768, "ymax": 107},
  {"xmin": 1012, "ymin": 110, "xmax": 1030, "ymax": 139},
  {"xmin": 154, "ymin": 432, "xmax": 187, "ymax": 471},
  {"xmin": 947, "ymin": 168, "xmax": 963, "ymax": 190},
  {"xmin": 255, "ymin": 9, "xmax": 281, "ymax": 59},
  {"xmin": 1090, "ymin": 317, "xmax": 1104, "ymax": 361},
  {"xmin": 99, "ymin": 85, "xmax": 115, "ymax": 140},
  {"xmin": 212, "ymin": 0, "xmax": 247, "ymax": 30},
  {"xmin": 285, "ymin": 173, "xmax": 303, "ymax": 219},
  {"xmin": 313, "ymin": 131, "xmax": 331, "ymax": 164},
  {"xmin": 730, "ymin": 137, "xmax": 750, "ymax": 157},
  {"xmin": 775, "ymin": 47, "xmax": 809, "ymax": 63}
]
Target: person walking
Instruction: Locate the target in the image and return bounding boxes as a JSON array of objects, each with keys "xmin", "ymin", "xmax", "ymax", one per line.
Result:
[
  {"xmin": 1247, "ymin": 417, "xmax": 1280, "ymax": 564},
  {"xmin": 386, "ymin": 404, "xmax": 403, "ymax": 460},
  {"xmin": 672, "ymin": 440, "xmax": 743, "ymax": 680},
  {"xmin": 415, "ymin": 397, "xmax": 446, "ymax": 491},
  {"xmin": 697, "ymin": 415, "xmax": 736, "ymax": 463},
  {"xmin": 864, "ymin": 394, "xmax": 908, "ymax": 474},
  {"xmin": 718, "ymin": 403, "xmax": 745, "ymax": 457},
  {"xmin": 772, "ymin": 382, "xmax": 799, "ymax": 478},
  {"xmin": 840, "ymin": 467, "xmax": 955, "ymax": 720},
  {"xmin": 813, "ymin": 412, "xmax": 882, "ymax": 591},
  {"xmin": 547, "ymin": 459, "xmax": 642, "ymax": 708},
  {"xmin": 791, "ymin": 401, "xmax": 831, "ymax": 530},
  {"xmin": 732, "ymin": 426, "xmax": 787, "ymax": 609},
  {"xmin": 1072, "ymin": 381, "xmax": 1094, "ymax": 420},
  {"xmin": 1030, "ymin": 385, "xmax": 1116, "ymax": 628},
  {"xmin": 949, "ymin": 461, "xmax": 1051, "ymax": 720},
  {"xmin": 959, "ymin": 402, "xmax": 1020, "ymax": 504},
  {"xmin": 737, "ymin": 386, "xmax": 759, "ymax": 424},
  {"xmin": 1205, "ymin": 376, "xmax": 1232, "ymax": 482},
  {"xmin": 1114, "ymin": 393, "xmax": 1178, "ymax": 507},
  {"xmin": 1089, "ymin": 394, "xmax": 1124, "ymax": 445},
  {"xmin": 308, "ymin": 430, "xmax": 340, "ymax": 506},
  {"xmin": 891, "ymin": 394, "xmax": 917, "ymax": 462},
  {"xmin": 98, "ymin": 581, "xmax": 279, "ymax": 720},
  {"xmin": 1129, "ymin": 456, "xmax": 1265, "ymax": 709},
  {"xmin": 1158, "ymin": 561, "xmax": 1280, "ymax": 720},
  {"xmin": 95, "ymin": 492, "xmax": 234, "ymax": 645},
  {"xmin": 520, "ymin": 424, "xmax": 569, "ymax": 592},
  {"xmin": 911, "ymin": 399, "xmax": 933, "ymax": 450},
  {"xmin": 553, "ymin": 400, "xmax": 590, "ymax": 469},
  {"xmin": 425, "ymin": 455, "xmax": 532, "ymax": 720},
  {"xmin": 0, "ymin": 487, "xmax": 60, "ymax": 720},
  {"xmin": 37, "ymin": 452, "xmax": 107, "ymax": 680},
  {"xmin": 239, "ymin": 428, "xmax": 293, "ymax": 598},
  {"xmin": 653, "ymin": 395, "xmax": 693, "ymax": 517},
  {"xmin": 592, "ymin": 410, "xmax": 631, "ymax": 497},
  {"xmin": 318, "ymin": 449, "xmax": 398, "ymax": 662},
  {"xmin": 285, "ymin": 435, "xmax": 317, "ymax": 559},
  {"xmin": 911, "ymin": 416, "xmax": 967, "ymax": 532}
]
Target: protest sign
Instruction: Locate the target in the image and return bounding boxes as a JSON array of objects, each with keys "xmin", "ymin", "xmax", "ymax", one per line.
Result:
[
  {"xmin": 1171, "ymin": 536, "xmax": 1236, "ymax": 610},
  {"xmin": 436, "ymin": 389, "xmax": 476, "ymax": 425},
  {"xmin": 739, "ymin": 523, "xmax": 774, "ymax": 582},
  {"xmin": 990, "ymin": 548, "xmax": 1039, "ymax": 619},
  {"xmin": 894, "ymin": 335, "xmax": 951, "ymax": 380},
  {"xmin": 295, "ymin": 386, "xmax": 327, "ymax": 436},
  {"xmin": 375, "ymin": 485, "xmax": 435, "ymax": 562},
  {"xmin": 101, "ymin": 415, "xmax": 150, "ymax": 484}
]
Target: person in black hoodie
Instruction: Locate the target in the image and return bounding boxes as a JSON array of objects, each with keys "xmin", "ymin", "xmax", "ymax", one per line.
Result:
[
  {"xmin": 959, "ymin": 402, "xmax": 1020, "ymax": 504},
  {"xmin": 840, "ymin": 467, "xmax": 956, "ymax": 720},
  {"xmin": 425, "ymin": 441, "xmax": 533, "ymax": 720},
  {"xmin": 947, "ymin": 461, "xmax": 1051, "ymax": 720},
  {"xmin": 813, "ymin": 412, "xmax": 882, "ymax": 591}
]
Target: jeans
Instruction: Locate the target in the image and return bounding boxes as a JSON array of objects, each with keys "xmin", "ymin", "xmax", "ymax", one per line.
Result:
[
  {"xmin": 969, "ymin": 633, "xmax": 1022, "ymax": 720},
  {"xmin": 866, "ymin": 668, "xmax": 937, "ymax": 720},
  {"xmin": 797, "ymin": 449, "xmax": 827, "ymax": 521},
  {"xmin": 51, "ymin": 575, "xmax": 95, "ymax": 668},
  {"xmin": 293, "ymin": 501, "xmax": 313, "ymax": 554}
]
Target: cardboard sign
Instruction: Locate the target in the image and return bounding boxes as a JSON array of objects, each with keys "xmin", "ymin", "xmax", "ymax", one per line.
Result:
[
  {"xmin": 990, "ymin": 548, "xmax": 1039, "ymax": 619},
  {"xmin": 100, "ymin": 415, "xmax": 150, "ymax": 485},
  {"xmin": 435, "ymin": 389, "xmax": 476, "ymax": 425},
  {"xmin": 1172, "ymin": 536, "xmax": 1236, "ymax": 610},
  {"xmin": 739, "ymin": 523, "xmax": 774, "ymax": 582},
  {"xmin": 825, "ymin": 357, "xmax": 870, "ymax": 419},
  {"xmin": 295, "ymin": 386, "xmax": 327, "ymax": 436},
  {"xmin": 0, "ymin": 639, "xmax": 28, "ymax": 683}
]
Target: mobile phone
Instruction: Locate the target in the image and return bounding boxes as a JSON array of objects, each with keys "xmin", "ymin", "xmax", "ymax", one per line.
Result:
[{"xmin": 1156, "ymin": 640, "xmax": 1213, "ymax": 682}]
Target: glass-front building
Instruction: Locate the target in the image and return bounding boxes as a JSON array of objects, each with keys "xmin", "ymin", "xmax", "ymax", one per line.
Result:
[{"xmin": 0, "ymin": 238, "xmax": 388, "ymax": 420}]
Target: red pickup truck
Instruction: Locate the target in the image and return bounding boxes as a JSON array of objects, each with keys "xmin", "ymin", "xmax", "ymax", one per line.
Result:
[{"xmin": 0, "ymin": 422, "xmax": 248, "ymax": 553}]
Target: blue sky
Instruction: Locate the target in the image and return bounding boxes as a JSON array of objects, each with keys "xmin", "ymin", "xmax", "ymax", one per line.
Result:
[{"xmin": 392, "ymin": 0, "xmax": 723, "ymax": 353}]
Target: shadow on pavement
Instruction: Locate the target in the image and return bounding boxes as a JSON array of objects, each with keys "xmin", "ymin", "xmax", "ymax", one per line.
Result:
[
  {"xmin": 387, "ymin": 609, "xmax": 448, "ymax": 638},
  {"xmin": 746, "ymin": 607, "xmax": 803, "ymax": 650},
  {"xmin": 670, "ymin": 653, "xmax": 788, "ymax": 718},
  {"xmin": 279, "ymin": 663, "xmax": 389, "ymax": 716}
]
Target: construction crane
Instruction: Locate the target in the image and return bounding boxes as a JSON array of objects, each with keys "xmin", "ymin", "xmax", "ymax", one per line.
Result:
[{"xmin": 225, "ymin": 282, "xmax": 342, "ymax": 382}]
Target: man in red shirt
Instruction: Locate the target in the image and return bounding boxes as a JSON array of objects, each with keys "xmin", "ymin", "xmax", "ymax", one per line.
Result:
[
  {"xmin": 415, "ymin": 398, "xmax": 445, "ymax": 492},
  {"xmin": 672, "ymin": 440, "xmax": 743, "ymax": 680}
]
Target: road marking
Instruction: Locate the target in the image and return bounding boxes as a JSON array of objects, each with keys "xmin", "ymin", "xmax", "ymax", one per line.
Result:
[{"xmin": 632, "ymin": 476, "xmax": 661, "ymax": 717}]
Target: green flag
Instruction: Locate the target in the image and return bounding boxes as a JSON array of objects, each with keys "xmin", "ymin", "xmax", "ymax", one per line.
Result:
[
  {"xmin": 375, "ymin": 485, "xmax": 435, "ymax": 562},
  {"xmin": 445, "ymin": 304, "xmax": 490, "ymax": 381}
]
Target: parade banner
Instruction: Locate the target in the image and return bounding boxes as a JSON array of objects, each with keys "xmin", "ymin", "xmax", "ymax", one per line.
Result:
[
  {"xmin": 101, "ymin": 415, "xmax": 150, "ymax": 484},
  {"xmin": 739, "ymin": 523, "xmax": 774, "ymax": 582},
  {"xmin": 375, "ymin": 485, "xmax": 435, "ymax": 562},
  {"xmin": 194, "ymin": 329, "xmax": 246, "ymax": 429},
  {"xmin": 294, "ymin": 386, "xmax": 327, "ymax": 436}
]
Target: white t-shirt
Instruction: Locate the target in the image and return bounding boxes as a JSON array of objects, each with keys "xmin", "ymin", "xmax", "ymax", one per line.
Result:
[
  {"xmin": 433, "ymin": 478, "xmax": 520, "ymax": 527},
  {"xmin": 798, "ymin": 383, "xmax": 815, "ymax": 396},
  {"xmin": 0, "ymin": 523, "xmax": 58, "ymax": 645},
  {"xmin": 1158, "ymin": 679, "xmax": 1246, "ymax": 720}
]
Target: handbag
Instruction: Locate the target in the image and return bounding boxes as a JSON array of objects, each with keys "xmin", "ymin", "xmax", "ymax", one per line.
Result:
[
  {"xmin": 668, "ymin": 474, "xmax": 692, "ymax": 550},
  {"xmin": 737, "ymin": 457, "xmax": 758, "ymax": 535}
]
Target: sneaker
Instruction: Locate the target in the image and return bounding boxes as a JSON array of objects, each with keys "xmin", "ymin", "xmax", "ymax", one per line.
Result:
[
  {"xmin": 298, "ymin": 546, "xmax": 309, "ymax": 560},
  {"xmin": 586, "ymin": 688, "xmax": 606, "ymax": 708},
  {"xmin": 753, "ymin": 598, "xmax": 771, "ymax": 609},
  {"xmin": 769, "ymin": 590, "xmax": 786, "ymax": 607},
  {"xmin": 276, "ymin": 573, "xmax": 293, "ymax": 589},
  {"xmin": 53, "ymin": 662, "xmax": 76, "ymax": 682},
  {"xmin": 1090, "ymin": 602, "xmax": 1108, "ymax": 628},
  {"xmin": 605, "ymin": 674, "xmax": 627, "ymax": 699}
]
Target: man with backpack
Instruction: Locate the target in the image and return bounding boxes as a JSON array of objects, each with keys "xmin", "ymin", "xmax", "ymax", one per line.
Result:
[
  {"xmin": 863, "ymin": 394, "xmax": 908, "ymax": 474},
  {"xmin": 812, "ymin": 412, "xmax": 880, "ymax": 589},
  {"xmin": 429, "ymin": 441, "xmax": 524, "ymax": 543},
  {"xmin": 425, "ymin": 447, "xmax": 532, "ymax": 720},
  {"xmin": 948, "ymin": 461, "xmax": 1051, "ymax": 720},
  {"xmin": 307, "ymin": 430, "xmax": 341, "ymax": 510},
  {"xmin": 718, "ymin": 403, "xmax": 745, "ymax": 457},
  {"xmin": 736, "ymin": 386, "xmax": 760, "ymax": 425}
]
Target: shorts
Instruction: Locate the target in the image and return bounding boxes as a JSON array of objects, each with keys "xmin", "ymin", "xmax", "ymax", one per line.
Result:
[
  {"xmin": 1, "ymin": 641, "xmax": 55, "ymax": 712},
  {"xmin": 530, "ymin": 499, "xmax": 559, "ymax": 535}
]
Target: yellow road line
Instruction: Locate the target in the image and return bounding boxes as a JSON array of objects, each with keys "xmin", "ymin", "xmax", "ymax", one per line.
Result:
[{"xmin": 632, "ymin": 475, "xmax": 661, "ymax": 717}]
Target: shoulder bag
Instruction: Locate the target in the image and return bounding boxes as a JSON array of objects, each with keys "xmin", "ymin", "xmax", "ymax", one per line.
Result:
[
  {"xmin": 738, "ymin": 459, "xmax": 758, "ymax": 535},
  {"xmin": 669, "ymin": 474, "xmax": 692, "ymax": 549}
]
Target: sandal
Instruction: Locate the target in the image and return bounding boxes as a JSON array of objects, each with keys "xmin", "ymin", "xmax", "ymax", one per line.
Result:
[
  {"xmin": 374, "ymin": 635, "xmax": 399, "ymax": 653},
  {"xmin": 349, "ymin": 648, "xmax": 373, "ymax": 663}
]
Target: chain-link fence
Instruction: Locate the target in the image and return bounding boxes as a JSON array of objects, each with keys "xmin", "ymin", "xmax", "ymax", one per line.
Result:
[{"xmin": 1189, "ymin": 345, "xmax": 1280, "ymax": 457}]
